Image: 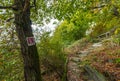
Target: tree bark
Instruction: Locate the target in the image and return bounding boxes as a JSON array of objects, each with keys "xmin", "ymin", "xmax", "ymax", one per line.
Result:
[{"xmin": 14, "ymin": 0, "xmax": 42, "ymax": 81}]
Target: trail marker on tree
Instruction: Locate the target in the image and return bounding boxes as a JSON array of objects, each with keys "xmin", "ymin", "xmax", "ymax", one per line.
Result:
[{"xmin": 26, "ymin": 37, "xmax": 35, "ymax": 46}]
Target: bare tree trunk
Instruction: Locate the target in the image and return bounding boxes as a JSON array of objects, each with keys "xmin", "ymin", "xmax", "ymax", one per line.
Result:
[{"xmin": 14, "ymin": 0, "xmax": 42, "ymax": 81}]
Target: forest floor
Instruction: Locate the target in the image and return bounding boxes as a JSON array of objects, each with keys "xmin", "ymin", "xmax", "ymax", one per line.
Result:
[
  {"xmin": 66, "ymin": 38, "xmax": 120, "ymax": 81},
  {"xmin": 41, "ymin": 38, "xmax": 120, "ymax": 81},
  {"xmin": 41, "ymin": 65, "xmax": 61, "ymax": 81}
]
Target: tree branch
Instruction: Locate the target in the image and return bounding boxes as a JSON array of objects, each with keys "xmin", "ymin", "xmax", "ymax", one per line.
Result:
[
  {"xmin": 0, "ymin": 5, "xmax": 18, "ymax": 11},
  {"xmin": 0, "ymin": 6, "xmax": 13, "ymax": 9},
  {"xmin": 89, "ymin": 4, "xmax": 106, "ymax": 10},
  {"xmin": 23, "ymin": 0, "xmax": 30, "ymax": 12},
  {"xmin": 6, "ymin": 17, "xmax": 14, "ymax": 22},
  {"xmin": 33, "ymin": 0, "xmax": 36, "ymax": 10}
]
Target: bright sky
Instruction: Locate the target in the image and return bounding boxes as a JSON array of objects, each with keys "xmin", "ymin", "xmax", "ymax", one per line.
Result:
[{"xmin": 32, "ymin": 18, "xmax": 59, "ymax": 32}]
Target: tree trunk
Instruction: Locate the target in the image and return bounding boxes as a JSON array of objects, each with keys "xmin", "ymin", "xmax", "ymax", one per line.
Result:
[{"xmin": 14, "ymin": 0, "xmax": 42, "ymax": 81}]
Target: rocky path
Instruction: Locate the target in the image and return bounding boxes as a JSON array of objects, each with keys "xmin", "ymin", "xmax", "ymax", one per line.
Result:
[{"xmin": 67, "ymin": 42, "xmax": 104, "ymax": 81}]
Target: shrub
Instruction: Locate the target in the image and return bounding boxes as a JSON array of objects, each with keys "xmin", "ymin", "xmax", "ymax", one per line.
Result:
[{"xmin": 37, "ymin": 32, "xmax": 67, "ymax": 80}]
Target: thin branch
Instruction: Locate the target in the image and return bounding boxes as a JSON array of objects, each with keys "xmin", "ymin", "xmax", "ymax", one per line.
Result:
[
  {"xmin": 23, "ymin": 0, "xmax": 30, "ymax": 12},
  {"xmin": 92, "ymin": 5, "xmax": 106, "ymax": 9},
  {"xmin": 6, "ymin": 17, "xmax": 14, "ymax": 22},
  {"xmin": 0, "ymin": 6, "xmax": 13, "ymax": 9},
  {"xmin": 33, "ymin": 0, "xmax": 36, "ymax": 10},
  {"xmin": 0, "ymin": 5, "xmax": 18, "ymax": 11},
  {"xmin": 89, "ymin": 5, "xmax": 106, "ymax": 10},
  {"xmin": 30, "ymin": 5, "xmax": 35, "ymax": 8}
]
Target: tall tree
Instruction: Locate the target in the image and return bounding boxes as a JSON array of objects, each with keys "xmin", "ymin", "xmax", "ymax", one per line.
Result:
[{"xmin": 0, "ymin": 0, "xmax": 42, "ymax": 81}]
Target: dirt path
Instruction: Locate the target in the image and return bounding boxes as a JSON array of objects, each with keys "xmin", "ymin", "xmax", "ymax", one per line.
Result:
[{"xmin": 67, "ymin": 43, "xmax": 103, "ymax": 81}]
